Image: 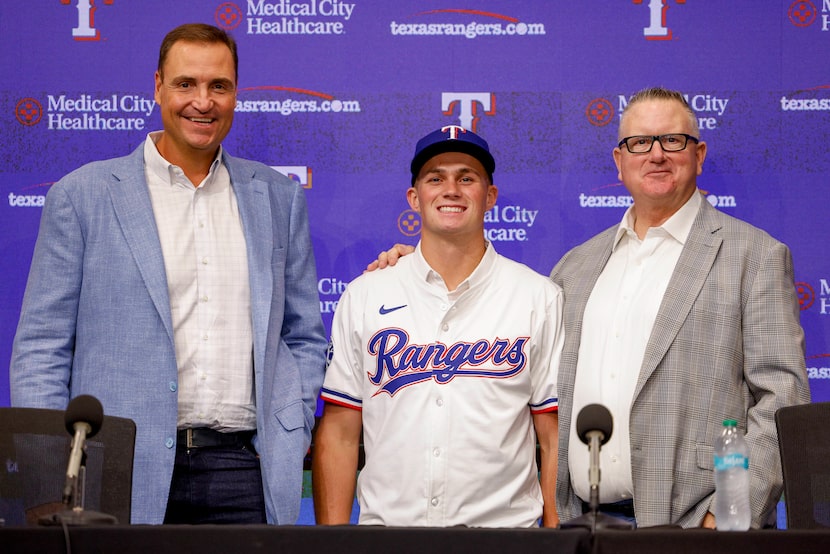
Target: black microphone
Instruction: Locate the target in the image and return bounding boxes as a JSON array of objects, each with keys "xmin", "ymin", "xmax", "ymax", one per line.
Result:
[
  {"xmin": 576, "ymin": 403, "xmax": 613, "ymax": 512},
  {"xmin": 561, "ymin": 403, "xmax": 632, "ymax": 530},
  {"xmin": 62, "ymin": 395, "xmax": 104, "ymax": 505},
  {"xmin": 576, "ymin": 403, "xmax": 613, "ymax": 446}
]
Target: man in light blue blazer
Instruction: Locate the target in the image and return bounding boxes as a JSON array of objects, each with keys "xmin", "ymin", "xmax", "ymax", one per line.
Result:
[
  {"xmin": 10, "ymin": 24, "xmax": 326, "ymax": 525},
  {"xmin": 552, "ymin": 87, "xmax": 810, "ymax": 529}
]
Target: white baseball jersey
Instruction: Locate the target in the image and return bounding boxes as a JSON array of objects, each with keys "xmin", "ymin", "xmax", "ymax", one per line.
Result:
[{"xmin": 320, "ymin": 243, "xmax": 564, "ymax": 527}]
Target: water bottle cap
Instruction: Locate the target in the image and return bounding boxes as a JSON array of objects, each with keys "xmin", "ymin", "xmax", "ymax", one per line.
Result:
[{"xmin": 723, "ymin": 419, "xmax": 737, "ymax": 427}]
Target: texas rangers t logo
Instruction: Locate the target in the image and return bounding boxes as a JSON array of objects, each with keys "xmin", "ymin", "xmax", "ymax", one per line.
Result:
[
  {"xmin": 441, "ymin": 125, "xmax": 466, "ymax": 140},
  {"xmin": 633, "ymin": 0, "xmax": 686, "ymax": 40},
  {"xmin": 367, "ymin": 328, "xmax": 528, "ymax": 396},
  {"xmin": 61, "ymin": 0, "xmax": 115, "ymax": 40},
  {"xmin": 441, "ymin": 92, "xmax": 495, "ymax": 132}
]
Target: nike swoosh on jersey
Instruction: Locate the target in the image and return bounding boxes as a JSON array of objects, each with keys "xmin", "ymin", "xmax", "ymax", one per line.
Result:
[{"xmin": 379, "ymin": 304, "xmax": 407, "ymax": 315}]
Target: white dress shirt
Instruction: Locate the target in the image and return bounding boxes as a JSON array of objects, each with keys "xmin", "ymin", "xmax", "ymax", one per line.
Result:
[
  {"xmin": 569, "ymin": 191, "xmax": 702, "ymax": 503},
  {"xmin": 144, "ymin": 132, "xmax": 255, "ymax": 432}
]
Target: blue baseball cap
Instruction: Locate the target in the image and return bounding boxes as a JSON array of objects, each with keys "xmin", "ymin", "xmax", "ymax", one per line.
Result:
[{"xmin": 410, "ymin": 125, "xmax": 495, "ymax": 185}]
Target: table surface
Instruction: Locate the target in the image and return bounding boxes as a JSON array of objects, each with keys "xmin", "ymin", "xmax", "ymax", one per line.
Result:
[{"xmin": 2, "ymin": 524, "xmax": 830, "ymax": 554}]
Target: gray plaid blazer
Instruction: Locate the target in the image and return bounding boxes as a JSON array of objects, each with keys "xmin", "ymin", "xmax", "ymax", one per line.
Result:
[{"xmin": 550, "ymin": 194, "xmax": 810, "ymax": 528}]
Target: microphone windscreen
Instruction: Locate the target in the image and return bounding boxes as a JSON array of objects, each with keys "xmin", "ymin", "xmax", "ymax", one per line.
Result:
[
  {"xmin": 64, "ymin": 394, "xmax": 105, "ymax": 438},
  {"xmin": 575, "ymin": 403, "xmax": 613, "ymax": 445}
]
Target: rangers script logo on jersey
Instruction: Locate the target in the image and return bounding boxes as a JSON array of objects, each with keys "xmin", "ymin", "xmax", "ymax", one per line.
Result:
[{"xmin": 367, "ymin": 327, "xmax": 529, "ymax": 396}]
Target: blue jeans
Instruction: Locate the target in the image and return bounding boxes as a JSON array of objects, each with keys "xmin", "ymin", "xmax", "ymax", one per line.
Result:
[{"xmin": 164, "ymin": 443, "xmax": 266, "ymax": 524}]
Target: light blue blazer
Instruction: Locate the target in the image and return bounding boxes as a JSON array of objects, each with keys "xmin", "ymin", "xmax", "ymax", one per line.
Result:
[{"xmin": 10, "ymin": 143, "xmax": 327, "ymax": 524}]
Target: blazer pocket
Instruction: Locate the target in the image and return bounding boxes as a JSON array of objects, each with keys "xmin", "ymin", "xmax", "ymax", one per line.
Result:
[
  {"xmin": 273, "ymin": 400, "xmax": 305, "ymax": 432},
  {"xmin": 696, "ymin": 443, "xmax": 714, "ymax": 471}
]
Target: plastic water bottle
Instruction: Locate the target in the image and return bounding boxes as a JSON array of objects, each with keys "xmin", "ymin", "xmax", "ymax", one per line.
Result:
[{"xmin": 714, "ymin": 419, "xmax": 750, "ymax": 530}]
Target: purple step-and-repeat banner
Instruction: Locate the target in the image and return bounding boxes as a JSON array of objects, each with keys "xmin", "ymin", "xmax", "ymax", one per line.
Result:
[{"xmin": 2, "ymin": 2, "xmax": 829, "ymax": 408}]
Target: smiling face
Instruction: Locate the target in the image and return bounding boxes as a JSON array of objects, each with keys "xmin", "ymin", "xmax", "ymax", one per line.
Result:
[
  {"xmin": 153, "ymin": 40, "xmax": 237, "ymax": 169},
  {"xmin": 613, "ymin": 98, "xmax": 707, "ymax": 215},
  {"xmin": 407, "ymin": 151, "xmax": 498, "ymax": 242}
]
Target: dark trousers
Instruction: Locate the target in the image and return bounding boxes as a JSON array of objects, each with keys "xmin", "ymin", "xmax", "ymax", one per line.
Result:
[
  {"xmin": 164, "ymin": 440, "xmax": 266, "ymax": 524},
  {"xmin": 582, "ymin": 499, "xmax": 638, "ymax": 527}
]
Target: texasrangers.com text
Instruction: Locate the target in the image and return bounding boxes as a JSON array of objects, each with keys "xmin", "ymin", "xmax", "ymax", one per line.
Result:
[{"xmin": 390, "ymin": 21, "xmax": 545, "ymax": 39}]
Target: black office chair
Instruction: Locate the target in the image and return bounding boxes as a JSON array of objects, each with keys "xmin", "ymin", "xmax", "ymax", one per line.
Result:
[
  {"xmin": 775, "ymin": 401, "xmax": 830, "ymax": 529},
  {"xmin": 0, "ymin": 406, "xmax": 135, "ymax": 526}
]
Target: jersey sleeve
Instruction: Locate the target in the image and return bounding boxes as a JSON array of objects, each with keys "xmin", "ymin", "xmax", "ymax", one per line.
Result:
[
  {"xmin": 319, "ymin": 280, "xmax": 365, "ymax": 410},
  {"xmin": 529, "ymin": 281, "xmax": 564, "ymax": 414}
]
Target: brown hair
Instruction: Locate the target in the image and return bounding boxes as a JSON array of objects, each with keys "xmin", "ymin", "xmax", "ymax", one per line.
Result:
[{"xmin": 157, "ymin": 23, "xmax": 238, "ymax": 82}]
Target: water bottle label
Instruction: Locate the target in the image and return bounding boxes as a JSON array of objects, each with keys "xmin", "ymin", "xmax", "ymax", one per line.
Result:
[{"xmin": 714, "ymin": 453, "xmax": 749, "ymax": 471}]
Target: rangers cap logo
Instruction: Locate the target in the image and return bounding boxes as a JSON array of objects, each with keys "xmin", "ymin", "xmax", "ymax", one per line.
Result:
[{"xmin": 410, "ymin": 125, "xmax": 495, "ymax": 185}]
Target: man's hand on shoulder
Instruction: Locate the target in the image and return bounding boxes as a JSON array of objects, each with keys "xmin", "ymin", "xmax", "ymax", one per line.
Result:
[{"xmin": 364, "ymin": 244, "xmax": 415, "ymax": 272}]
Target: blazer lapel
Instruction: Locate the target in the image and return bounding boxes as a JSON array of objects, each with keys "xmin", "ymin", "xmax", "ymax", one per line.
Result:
[
  {"xmin": 226, "ymin": 156, "xmax": 273, "ymax": 378},
  {"xmin": 108, "ymin": 145, "xmax": 174, "ymax": 342},
  {"xmin": 634, "ymin": 199, "xmax": 724, "ymax": 397}
]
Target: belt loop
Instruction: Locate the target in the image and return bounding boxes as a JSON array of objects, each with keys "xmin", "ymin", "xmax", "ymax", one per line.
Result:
[{"xmin": 186, "ymin": 428, "xmax": 194, "ymax": 449}]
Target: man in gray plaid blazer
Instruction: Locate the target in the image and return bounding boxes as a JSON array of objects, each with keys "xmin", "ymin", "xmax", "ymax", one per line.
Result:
[{"xmin": 551, "ymin": 87, "xmax": 810, "ymax": 529}]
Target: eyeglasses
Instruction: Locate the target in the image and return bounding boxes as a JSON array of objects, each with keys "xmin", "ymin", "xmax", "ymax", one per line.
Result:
[{"xmin": 618, "ymin": 134, "xmax": 699, "ymax": 153}]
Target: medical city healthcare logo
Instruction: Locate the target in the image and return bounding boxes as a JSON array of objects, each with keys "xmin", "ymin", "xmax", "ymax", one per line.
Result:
[
  {"xmin": 797, "ymin": 281, "xmax": 816, "ymax": 311},
  {"xmin": 60, "ymin": 0, "xmax": 115, "ymax": 40},
  {"xmin": 789, "ymin": 1, "xmax": 818, "ymax": 26},
  {"xmin": 787, "ymin": 0, "xmax": 830, "ymax": 31},
  {"xmin": 797, "ymin": 279, "xmax": 830, "ymax": 314},
  {"xmin": 390, "ymin": 8, "xmax": 546, "ymax": 39},
  {"xmin": 397, "ymin": 203, "xmax": 541, "ymax": 243},
  {"xmin": 794, "ymin": 279, "xmax": 830, "ymax": 381},
  {"xmin": 15, "ymin": 93, "xmax": 155, "ymax": 131},
  {"xmin": 581, "ymin": 90, "xmax": 729, "ymax": 166},
  {"xmin": 216, "ymin": 2, "xmax": 244, "ymax": 29},
  {"xmin": 586, "ymin": 98, "xmax": 614, "ymax": 127},
  {"xmin": 15, "ymin": 98, "xmax": 42, "ymax": 126},
  {"xmin": 592, "ymin": 91, "xmax": 730, "ymax": 128},
  {"xmin": 318, "ymin": 276, "xmax": 347, "ymax": 315},
  {"xmin": 220, "ymin": 0, "xmax": 358, "ymax": 35},
  {"xmin": 397, "ymin": 210, "xmax": 421, "ymax": 238}
]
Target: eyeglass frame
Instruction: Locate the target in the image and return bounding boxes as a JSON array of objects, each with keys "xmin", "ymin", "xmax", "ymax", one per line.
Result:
[{"xmin": 617, "ymin": 133, "xmax": 700, "ymax": 154}]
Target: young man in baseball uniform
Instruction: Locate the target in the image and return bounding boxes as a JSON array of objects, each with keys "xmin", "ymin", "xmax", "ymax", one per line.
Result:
[{"xmin": 312, "ymin": 126, "xmax": 563, "ymax": 527}]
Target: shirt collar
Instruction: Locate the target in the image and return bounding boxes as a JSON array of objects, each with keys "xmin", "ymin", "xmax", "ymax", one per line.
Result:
[
  {"xmin": 612, "ymin": 189, "xmax": 702, "ymax": 251},
  {"xmin": 143, "ymin": 131, "xmax": 223, "ymax": 188},
  {"xmin": 412, "ymin": 240, "xmax": 497, "ymax": 295}
]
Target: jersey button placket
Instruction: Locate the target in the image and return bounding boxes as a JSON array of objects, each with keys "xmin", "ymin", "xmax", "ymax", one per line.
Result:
[{"xmin": 429, "ymin": 385, "xmax": 448, "ymax": 525}]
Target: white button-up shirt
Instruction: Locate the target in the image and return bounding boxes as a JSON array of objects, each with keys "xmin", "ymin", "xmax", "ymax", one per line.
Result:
[
  {"xmin": 570, "ymin": 191, "xmax": 702, "ymax": 503},
  {"xmin": 144, "ymin": 132, "xmax": 255, "ymax": 432}
]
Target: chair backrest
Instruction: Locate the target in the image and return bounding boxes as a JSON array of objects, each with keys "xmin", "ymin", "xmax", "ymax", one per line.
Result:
[
  {"xmin": 775, "ymin": 401, "xmax": 830, "ymax": 529},
  {"xmin": 0, "ymin": 406, "xmax": 135, "ymax": 526}
]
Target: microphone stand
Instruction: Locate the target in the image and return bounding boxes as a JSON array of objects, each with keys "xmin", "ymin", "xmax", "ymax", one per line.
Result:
[
  {"xmin": 560, "ymin": 431, "xmax": 634, "ymax": 532},
  {"xmin": 40, "ymin": 445, "xmax": 118, "ymax": 525}
]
